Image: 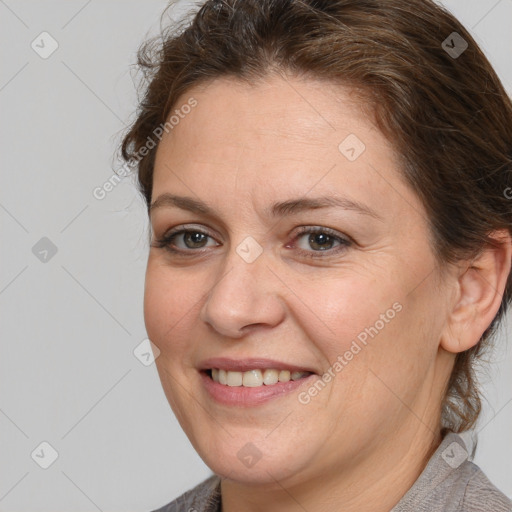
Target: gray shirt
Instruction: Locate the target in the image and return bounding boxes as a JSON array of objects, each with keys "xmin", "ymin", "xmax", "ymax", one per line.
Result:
[{"xmin": 151, "ymin": 432, "xmax": 512, "ymax": 512}]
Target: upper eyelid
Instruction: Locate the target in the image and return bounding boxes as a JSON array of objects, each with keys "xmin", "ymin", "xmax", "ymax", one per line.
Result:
[
  {"xmin": 162, "ymin": 224, "xmax": 219, "ymax": 241},
  {"xmin": 162, "ymin": 224, "xmax": 347, "ymax": 239}
]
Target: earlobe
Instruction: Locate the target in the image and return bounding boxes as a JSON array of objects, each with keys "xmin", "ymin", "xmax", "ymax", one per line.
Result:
[{"xmin": 440, "ymin": 229, "xmax": 512, "ymax": 354}]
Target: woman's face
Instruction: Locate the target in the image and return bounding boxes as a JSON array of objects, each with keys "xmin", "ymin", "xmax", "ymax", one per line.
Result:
[{"xmin": 145, "ymin": 75, "xmax": 454, "ymax": 487}]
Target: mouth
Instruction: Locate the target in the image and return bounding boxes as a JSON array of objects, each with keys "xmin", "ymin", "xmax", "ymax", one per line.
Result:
[
  {"xmin": 198, "ymin": 358, "xmax": 318, "ymax": 407},
  {"xmin": 203, "ymin": 368, "xmax": 313, "ymax": 387}
]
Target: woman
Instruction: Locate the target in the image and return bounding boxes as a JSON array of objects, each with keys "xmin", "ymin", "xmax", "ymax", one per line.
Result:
[{"xmin": 121, "ymin": 0, "xmax": 512, "ymax": 510}]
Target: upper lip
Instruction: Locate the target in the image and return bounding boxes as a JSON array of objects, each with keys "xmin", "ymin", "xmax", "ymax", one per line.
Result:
[{"xmin": 198, "ymin": 357, "xmax": 317, "ymax": 374}]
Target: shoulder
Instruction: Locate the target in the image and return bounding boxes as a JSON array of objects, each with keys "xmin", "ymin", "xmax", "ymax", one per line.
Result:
[
  {"xmin": 459, "ymin": 462, "xmax": 512, "ymax": 512},
  {"xmin": 149, "ymin": 474, "xmax": 222, "ymax": 512},
  {"xmin": 392, "ymin": 433, "xmax": 512, "ymax": 512}
]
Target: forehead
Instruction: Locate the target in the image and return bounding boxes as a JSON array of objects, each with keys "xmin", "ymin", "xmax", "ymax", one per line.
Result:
[
  {"xmin": 158, "ymin": 75, "xmax": 373, "ymax": 152},
  {"xmin": 152, "ymin": 75, "xmax": 423, "ymax": 225}
]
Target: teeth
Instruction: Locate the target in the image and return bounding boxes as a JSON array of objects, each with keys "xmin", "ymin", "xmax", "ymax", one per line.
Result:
[
  {"xmin": 227, "ymin": 370, "xmax": 243, "ymax": 387},
  {"xmin": 210, "ymin": 368, "xmax": 311, "ymax": 387},
  {"xmin": 263, "ymin": 369, "xmax": 279, "ymax": 385},
  {"xmin": 279, "ymin": 370, "xmax": 291, "ymax": 382},
  {"xmin": 242, "ymin": 370, "xmax": 262, "ymax": 387}
]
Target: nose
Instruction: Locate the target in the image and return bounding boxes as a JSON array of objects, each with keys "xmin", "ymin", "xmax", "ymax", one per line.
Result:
[{"xmin": 199, "ymin": 245, "xmax": 286, "ymax": 338}]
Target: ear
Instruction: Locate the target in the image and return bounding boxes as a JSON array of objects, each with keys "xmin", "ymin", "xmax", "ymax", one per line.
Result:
[{"xmin": 441, "ymin": 229, "xmax": 512, "ymax": 354}]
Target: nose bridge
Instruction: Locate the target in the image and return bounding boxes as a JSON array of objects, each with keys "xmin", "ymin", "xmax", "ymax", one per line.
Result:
[{"xmin": 199, "ymin": 237, "xmax": 285, "ymax": 337}]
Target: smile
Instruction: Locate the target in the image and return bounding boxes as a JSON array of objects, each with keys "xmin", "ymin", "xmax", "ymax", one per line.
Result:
[
  {"xmin": 200, "ymin": 368, "xmax": 317, "ymax": 407},
  {"xmin": 209, "ymin": 368, "xmax": 312, "ymax": 387}
]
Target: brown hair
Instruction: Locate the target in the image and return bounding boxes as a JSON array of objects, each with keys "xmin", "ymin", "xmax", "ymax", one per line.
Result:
[{"xmin": 120, "ymin": 0, "xmax": 512, "ymax": 433}]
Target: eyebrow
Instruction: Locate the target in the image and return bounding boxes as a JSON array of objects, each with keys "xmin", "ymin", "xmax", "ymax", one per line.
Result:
[{"xmin": 149, "ymin": 193, "xmax": 383, "ymax": 221}]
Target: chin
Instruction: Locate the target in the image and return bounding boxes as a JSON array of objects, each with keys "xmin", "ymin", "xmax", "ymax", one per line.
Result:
[{"xmin": 193, "ymin": 435, "xmax": 317, "ymax": 487}]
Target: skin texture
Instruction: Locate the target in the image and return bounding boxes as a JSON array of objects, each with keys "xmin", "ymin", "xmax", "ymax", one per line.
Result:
[{"xmin": 144, "ymin": 75, "xmax": 511, "ymax": 512}]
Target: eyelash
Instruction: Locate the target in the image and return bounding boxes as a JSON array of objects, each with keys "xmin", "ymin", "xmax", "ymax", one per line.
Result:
[{"xmin": 152, "ymin": 225, "xmax": 352, "ymax": 260}]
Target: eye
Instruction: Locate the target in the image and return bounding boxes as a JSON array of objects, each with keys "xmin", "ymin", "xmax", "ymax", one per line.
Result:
[
  {"xmin": 152, "ymin": 226, "xmax": 218, "ymax": 254},
  {"xmin": 291, "ymin": 226, "xmax": 352, "ymax": 259},
  {"xmin": 152, "ymin": 224, "xmax": 352, "ymax": 259}
]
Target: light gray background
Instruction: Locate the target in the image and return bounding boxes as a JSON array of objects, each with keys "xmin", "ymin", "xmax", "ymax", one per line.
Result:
[{"xmin": 1, "ymin": 1, "xmax": 511, "ymax": 511}]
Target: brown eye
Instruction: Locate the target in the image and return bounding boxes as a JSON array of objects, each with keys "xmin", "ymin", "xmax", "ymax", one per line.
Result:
[
  {"xmin": 293, "ymin": 227, "xmax": 351, "ymax": 259},
  {"xmin": 302, "ymin": 232, "xmax": 337, "ymax": 251},
  {"xmin": 152, "ymin": 226, "xmax": 219, "ymax": 254},
  {"xmin": 181, "ymin": 231, "xmax": 209, "ymax": 249}
]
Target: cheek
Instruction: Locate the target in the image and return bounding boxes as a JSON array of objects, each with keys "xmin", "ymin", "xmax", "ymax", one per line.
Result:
[
  {"xmin": 291, "ymin": 272, "xmax": 400, "ymax": 358},
  {"xmin": 143, "ymin": 260, "xmax": 203, "ymax": 354},
  {"xmin": 293, "ymin": 271, "xmax": 434, "ymax": 400}
]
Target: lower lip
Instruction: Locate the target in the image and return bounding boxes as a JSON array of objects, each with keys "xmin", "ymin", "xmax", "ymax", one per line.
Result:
[{"xmin": 199, "ymin": 371, "xmax": 316, "ymax": 407}]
